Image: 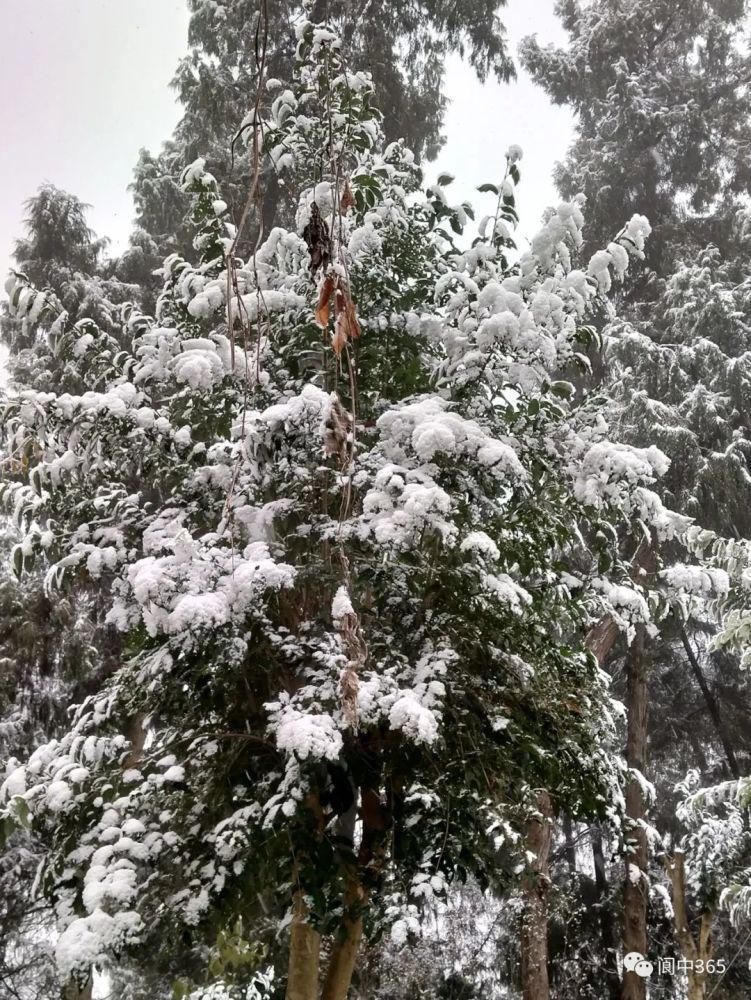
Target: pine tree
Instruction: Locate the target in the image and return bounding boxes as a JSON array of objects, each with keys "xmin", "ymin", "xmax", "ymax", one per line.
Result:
[
  {"xmin": 521, "ymin": 0, "xmax": 751, "ymax": 277},
  {"xmin": 523, "ymin": 5, "xmax": 751, "ymax": 994}
]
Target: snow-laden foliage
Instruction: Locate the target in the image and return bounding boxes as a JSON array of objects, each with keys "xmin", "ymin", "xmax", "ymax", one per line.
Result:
[
  {"xmin": 132, "ymin": 0, "xmax": 516, "ymax": 273},
  {"xmin": 674, "ymin": 770, "xmax": 751, "ymax": 925},
  {"xmin": 682, "ymin": 519, "xmax": 751, "ymax": 675},
  {"xmin": 521, "ymin": 0, "xmax": 751, "ymax": 269},
  {"xmin": 606, "ymin": 225, "xmax": 751, "ymax": 539},
  {"xmin": 0, "ymin": 20, "xmax": 678, "ymax": 992}
]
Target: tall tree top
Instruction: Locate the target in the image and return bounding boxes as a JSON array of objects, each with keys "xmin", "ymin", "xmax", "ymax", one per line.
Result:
[
  {"xmin": 13, "ymin": 185, "xmax": 106, "ymax": 289},
  {"xmin": 521, "ymin": 0, "xmax": 751, "ymax": 268},
  {"xmin": 174, "ymin": 0, "xmax": 515, "ymax": 161},
  {"xmin": 130, "ymin": 0, "xmax": 517, "ymax": 264}
]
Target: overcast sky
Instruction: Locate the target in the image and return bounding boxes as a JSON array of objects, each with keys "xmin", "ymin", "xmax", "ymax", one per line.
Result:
[{"xmin": 0, "ymin": 0, "xmax": 572, "ymax": 281}]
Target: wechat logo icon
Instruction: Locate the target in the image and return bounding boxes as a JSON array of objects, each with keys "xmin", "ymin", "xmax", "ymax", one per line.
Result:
[{"xmin": 624, "ymin": 952, "xmax": 653, "ymax": 979}]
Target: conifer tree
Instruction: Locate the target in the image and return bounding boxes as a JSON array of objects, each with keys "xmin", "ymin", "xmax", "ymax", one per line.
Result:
[
  {"xmin": 521, "ymin": 0, "xmax": 751, "ymax": 276},
  {"xmin": 0, "ymin": 186, "xmax": 136, "ymax": 999},
  {"xmin": 523, "ymin": 3, "xmax": 751, "ymax": 994}
]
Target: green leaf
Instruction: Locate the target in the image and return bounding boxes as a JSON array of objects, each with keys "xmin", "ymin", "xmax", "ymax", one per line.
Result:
[
  {"xmin": 351, "ymin": 173, "xmax": 378, "ymax": 190},
  {"xmin": 477, "ymin": 183, "xmax": 500, "ymax": 195},
  {"xmin": 550, "ymin": 380, "xmax": 575, "ymax": 398},
  {"xmin": 437, "ymin": 172, "xmax": 455, "ymax": 186},
  {"xmin": 0, "ymin": 816, "xmax": 13, "ymax": 848},
  {"xmin": 11, "ymin": 796, "xmax": 30, "ymax": 829}
]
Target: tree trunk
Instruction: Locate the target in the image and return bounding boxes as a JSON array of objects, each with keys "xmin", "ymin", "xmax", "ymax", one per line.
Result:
[
  {"xmin": 62, "ymin": 978, "xmax": 92, "ymax": 1000},
  {"xmin": 321, "ymin": 874, "xmax": 365, "ymax": 1000},
  {"xmin": 591, "ymin": 825, "xmax": 621, "ymax": 1000},
  {"xmin": 317, "ymin": 783, "xmax": 389, "ymax": 999},
  {"xmin": 122, "ymin": 712, "xmax": 147, "ymax": 771},
  {"xmin": 688, "ymin": 980, "xmax": 707, "ymax": 1000},
  {"xmin": 585, "ymin": 603, "xmax": 630, "ymax": 1000},
  {"xmin": 286, "ymin": 793, "xmax": 326, "ymax": 1000},
  {"xmin": 680, "ymin": 627, "xmax": 739, "ymax": 778},
  {"xmin": 562, "ymin": 814, "xmax": 577, "ymax": 874},
  {"xmin": 622, "ymin": 623, "xmax": 649, "ymax": 1000},
  {"xmin": 667, "ymin": 850, "xmax": 713, "ymax": 1000},
  {"xmin": 286, "ymin": 889, "xmax": 322, "ymax": 1000},
  {"xmin": 521, "ymin": 789, "xmax": 553, "ymax": 1000},
  {"xmin": 585, "ymin": 616, "xmax": 620, "ymax": 666}
]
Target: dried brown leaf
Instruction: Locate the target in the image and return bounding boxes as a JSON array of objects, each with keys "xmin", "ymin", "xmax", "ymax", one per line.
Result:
[
  {"xmin": 315, "ymin": 272, "xmax": 336, "ymax": 328},
  {"xmin": 331, "ymin": 288, "xmax": 360, "ymax": 353},
  {"xmin": 342, "ymin": 298, "xmax": 361, "ymax": 340},
  {"xmin": 303, "ymin": 201, "xmax": 331, "ymax": 273},
  {"xmin": 323, "ymin": 395, "xmax": 352, "ymax": 458},
  {"xmin": 340, "ymin": 179, "xmax": 355, "ymax": 214},
  {"xmin": 340, "ymin": 664, "xmax": 359, "ymax": 730},
  {"xmin": 331, "ymin": 318, "xmax": 348, "ymax": 357}
]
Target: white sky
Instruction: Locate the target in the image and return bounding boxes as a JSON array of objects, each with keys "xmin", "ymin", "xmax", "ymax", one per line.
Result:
[
  {"xmin": 0, "ymin": 0, "xmax": 191, "ymax": 277},
  {"xmin": 0, "ymin": 0, "xmax": 572, "ymax": 281}
]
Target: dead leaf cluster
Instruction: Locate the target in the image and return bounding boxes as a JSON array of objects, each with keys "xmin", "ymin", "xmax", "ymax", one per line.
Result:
[{"xmin": 315, "ymin": 272, "xmax": 361, "ymax": 357}]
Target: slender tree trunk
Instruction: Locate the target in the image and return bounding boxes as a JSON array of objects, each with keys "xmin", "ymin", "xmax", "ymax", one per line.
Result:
[
  {"xmin": 286, "ymin": 889, "xmax": 322, "ymax": 1000},
  {"xmin": 591, "ymin": 825, "xmax": 621, "ymax": 1000},
  {"xmin": 680, "ymin": 627, "xmax": 739, "ymax": 778},
  {"xmin": 521, "ymin": 789, "xmax": 553, "ymax": 1000},
  {"xmin": 622, "ymin": 623, "xmax": 649, "ymax": 1000},
  {"xmin": 562, "ymin": 814, "xmax": 577, "ymax": 874},
  {"xmin": 317, "ymin": 784, "xmax": 389, "ymax": 999},
  {"xmin": 321, "ymin": 787, "xmax": 363, "ymax": 1000},
  {"xmin": 286, "ymin": 793, "xmax": 326, "ymax": 1000},
  {"xmin": 122, "ymin": 712, "xmax": 147, "ymax": 771},
  {"xmin": 261, "ymin": 168, "xmax": 281, "ymax": 240},
  {"xmin": 667, "ymin": 850, "xmax": 713, "ymax": 1000},
  {"xmin": 585, "ymin": 606, "xmax": 628, "ymax": 1000},
  {"xmin": 585, "ymin": 545, "xmax": 655, "ymax": 1000},
  {"xmin": 688, "ymin": 978, "xmax": 707, "ymax": 1000}
]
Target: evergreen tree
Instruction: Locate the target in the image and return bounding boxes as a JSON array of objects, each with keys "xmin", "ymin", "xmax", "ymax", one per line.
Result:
[
  {"xmin": 0, "ymin": 187, "xmax": 134, "ymax": 999},
  {"xmin": 522, "ymin": 2, "xmax": 751, "ymax": 995},
  {"xmin": 0, "ymin": 520, "xmax": 104, "ymax": 1000},
  {"xmin": 2, "ymin": 185, "xmax": 139, "ymax": 394},
  {"xmin": 0, "ymin": 20, "xmax": 683, "ymax": 1000},
  {"xmin": 130, "ymin": 0, "xmax": 515, "ymax": 264},
  {"xmin": 521, "ymin": 0, "xmax": 751, "ymax": 277}
]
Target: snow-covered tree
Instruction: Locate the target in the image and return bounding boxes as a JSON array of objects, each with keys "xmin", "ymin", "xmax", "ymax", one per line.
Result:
[
  {"xmin": 521, "ymin": 0, "xmax": 751, "ymax": 277},
  {"xmin": 131, "ymin": 0, "xmax": 515, "ymax": 266},
  {"xmin": 0, "ymin": 20, "xmax": 688, "ymax": 1000},
  {"xmin": 1, "ymin": 185, "xmax": 140, "ymax": 395},
  {"xmin": 607, "ymin": 231, "xmax": 751, "ymax": 535},
  {"xmin": 523, "ymin": 5, "xmax": 751, "ymax": 994},
  {"xmin": 0, "ymin": 519, "xmax": 107, "ymax": 1000},
  {"xmin": 0, "ymin": 187, "xmax": 142, "ymax": 1000}
]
